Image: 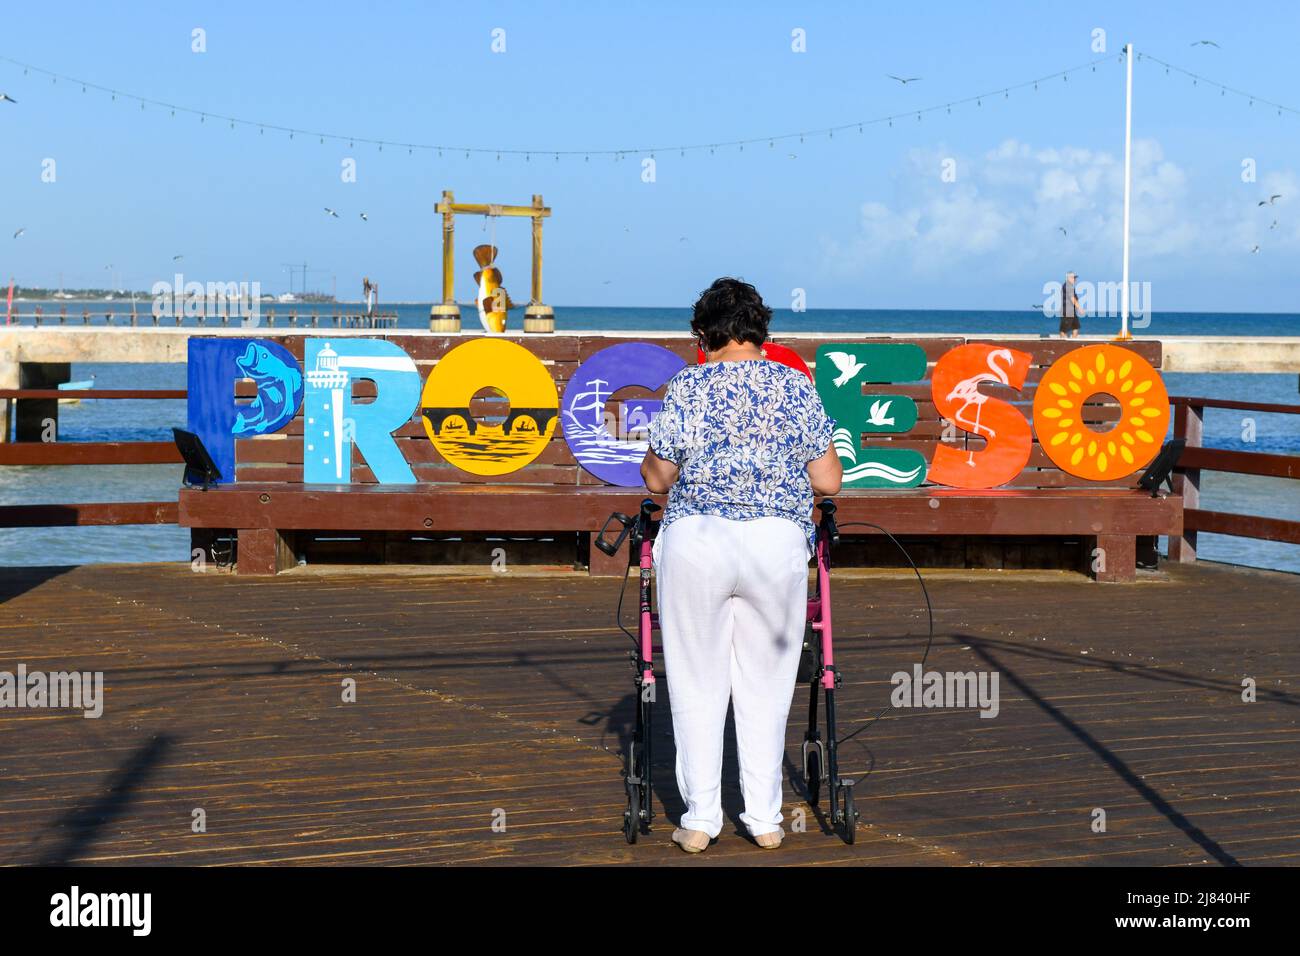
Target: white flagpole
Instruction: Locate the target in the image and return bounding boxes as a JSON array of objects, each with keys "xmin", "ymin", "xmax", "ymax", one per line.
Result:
[{"xmin": 1119, "ymin": 43, "xmax": 1134, "ymax": 340}]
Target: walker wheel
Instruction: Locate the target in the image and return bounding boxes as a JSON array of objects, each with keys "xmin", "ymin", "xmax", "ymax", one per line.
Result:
[
  {"xmin": 839, "ymin": 783, "xmax": 858, "ymax": 845},
  {"xmin": 804, "ymin": 746, "xmax": 823, "ymax": 807},
  {"xmin": 624, "ymin": 777, "xmax": 640, "ymax": 844}
]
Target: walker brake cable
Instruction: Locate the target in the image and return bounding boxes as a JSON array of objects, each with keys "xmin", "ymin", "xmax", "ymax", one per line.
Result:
[
  {"xmin": 613, "ymin": 560, "xmax": 639, "ymax": 648},
  {"xmin": 832, "ymin": 521, "xmax": 935, "ymax": 747}
]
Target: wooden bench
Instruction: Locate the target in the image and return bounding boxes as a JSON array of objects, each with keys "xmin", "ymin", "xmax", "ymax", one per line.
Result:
[
  {"xmin": 178, "ymin": 333, "xmax": 1180, "ymax": 582},
  {"xmin": 178, "ymin": 483, "xmax": 1180, "ymax": 582}
]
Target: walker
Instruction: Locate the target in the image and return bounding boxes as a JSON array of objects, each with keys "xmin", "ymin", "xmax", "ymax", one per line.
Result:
[{"xmin": 597, "ymin": 498, "xmax": 859, "ymax": 845}]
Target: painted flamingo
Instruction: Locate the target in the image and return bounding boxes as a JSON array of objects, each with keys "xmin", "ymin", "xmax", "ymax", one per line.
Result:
[{"xmin": 945, "ymin": 348, "xmax": 1014, "ymax": 466}]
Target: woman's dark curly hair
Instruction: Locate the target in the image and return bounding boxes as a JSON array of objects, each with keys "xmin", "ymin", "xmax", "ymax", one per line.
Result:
[{"xmin": 690, "ymin": 277, "xmax": 771, "ymax": 352}]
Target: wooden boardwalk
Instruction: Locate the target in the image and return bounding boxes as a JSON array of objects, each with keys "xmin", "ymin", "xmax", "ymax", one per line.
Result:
[{"xmin": 1, "ymin": 560, "xmax": 1297, "ymax": 866}]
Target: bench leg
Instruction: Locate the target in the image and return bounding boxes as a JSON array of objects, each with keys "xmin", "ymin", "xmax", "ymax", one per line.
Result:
[
  {"xmin": 237, "ymin": 528, "xmax": 295, "ymax": 575},
  {"xmin": 1087, "ymin": 534, "xmax": 1136, "ymax": 583},
  {"xmin": 586, "ymin": 532, "xmax": 630, "ymax": 577}
]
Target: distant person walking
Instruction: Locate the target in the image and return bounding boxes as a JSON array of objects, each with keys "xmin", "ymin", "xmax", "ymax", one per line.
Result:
[
  {"xmin": 362, "ymin": 277, "xmax": 376, "ymax": 318},
  {"xmin": 1060, "ymin": 272, "xmax": 1083, "ymax": 339}
]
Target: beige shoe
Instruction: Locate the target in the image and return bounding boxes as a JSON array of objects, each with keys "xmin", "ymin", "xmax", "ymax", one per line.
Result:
[
  {"xmin": 753, "ymin": 830, "xmax": 784, "ymax": 849},
  {"xmin": 671, "ymin": 828, "xmax": 711, "ymax": 853}
]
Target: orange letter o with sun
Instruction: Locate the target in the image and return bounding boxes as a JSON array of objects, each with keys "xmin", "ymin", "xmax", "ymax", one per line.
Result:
[{"xmin": 1032, "ymin": 345, "xmax": 1170, "ymax": 481}]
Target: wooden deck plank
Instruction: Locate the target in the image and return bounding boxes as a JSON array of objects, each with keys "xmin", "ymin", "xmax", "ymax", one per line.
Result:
[{"xmin": 0, "ymin": 560, "xmax": 1296, "ymax": 866}]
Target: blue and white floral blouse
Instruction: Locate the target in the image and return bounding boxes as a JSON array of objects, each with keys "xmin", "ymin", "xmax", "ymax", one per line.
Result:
[{"xmin": 646, "ymin": 359, "xmax": 836, "ymax": 556}]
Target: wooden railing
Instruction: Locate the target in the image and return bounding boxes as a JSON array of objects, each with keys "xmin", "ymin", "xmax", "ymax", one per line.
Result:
[
  {"xmin": 4, "ymin": 308, "xmax": 398, "ymax": 329},
  {"xmin": 0, "ymin": 388, "xmax": 182, "ymax": 527},
  {"xmin": 1169, "ymin": 396, "xmax": 1300, "ymax": 561}
]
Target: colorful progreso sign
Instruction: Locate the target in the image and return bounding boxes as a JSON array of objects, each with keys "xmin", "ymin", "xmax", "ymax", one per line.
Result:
[{"xmin": 188, "ymin": 337, "xmax": 1171, "ymax": 490}]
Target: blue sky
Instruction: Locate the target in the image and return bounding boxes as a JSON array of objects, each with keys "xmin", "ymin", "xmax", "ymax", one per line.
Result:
[{"xmin": 0, "ymin": 1, "xmax": 1296, "ymax": 311}]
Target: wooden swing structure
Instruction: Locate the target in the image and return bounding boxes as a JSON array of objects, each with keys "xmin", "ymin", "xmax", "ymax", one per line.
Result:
[{"xmin": 429, "ymin": 190, "xmax": 554, "ymax": 334}]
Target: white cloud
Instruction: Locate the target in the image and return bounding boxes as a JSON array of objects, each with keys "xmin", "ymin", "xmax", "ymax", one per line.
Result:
[{"xmin": 820, "ymin": 137, "xmax": 1298, "ymax": 284}]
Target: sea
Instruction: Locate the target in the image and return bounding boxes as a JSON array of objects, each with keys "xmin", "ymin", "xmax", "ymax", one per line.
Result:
[{"xmin": 2, "ymin": 304, "xmax": 1297, "ymax": 573}]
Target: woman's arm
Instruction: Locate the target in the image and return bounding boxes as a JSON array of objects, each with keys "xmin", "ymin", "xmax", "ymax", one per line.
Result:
[
  {"xmin": 640, "ymin": 448, "xmax": 680, "ymax": 494},
  {"xmin": 807, "ymin": 439, "xmax": 843, "ymax": 496}
]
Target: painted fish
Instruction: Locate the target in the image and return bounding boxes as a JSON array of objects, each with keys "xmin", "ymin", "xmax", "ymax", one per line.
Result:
[
  {"xmin": 233, "ymin": 342, "xmax": 304, "ymax": 435},
  {"xmin": 473, "ymin": 244, "xmax": 515, "ymax": 334}
]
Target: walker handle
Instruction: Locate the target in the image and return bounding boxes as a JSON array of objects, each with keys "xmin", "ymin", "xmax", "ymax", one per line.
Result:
[{"xmin": 817, "ymin": 498, "xmax": 839, "ymax": 547}]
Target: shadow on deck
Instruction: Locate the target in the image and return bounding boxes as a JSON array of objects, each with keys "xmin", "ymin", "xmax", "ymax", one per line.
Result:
[{"xmin": 0, "ymin": 561, "xmax": 1296, "ymax": 866}]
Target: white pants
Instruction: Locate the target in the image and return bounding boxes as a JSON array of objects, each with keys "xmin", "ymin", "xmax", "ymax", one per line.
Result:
[{"xmin": 652, "ymin": 514, "xmax": 810, "ymax": 838}]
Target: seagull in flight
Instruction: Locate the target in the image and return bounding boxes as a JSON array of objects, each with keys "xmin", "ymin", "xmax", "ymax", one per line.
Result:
[
  {"xmin": 359, "ymin": 212, "xmax": 368, "ymax": 222},
  {"xmin": 1058, "ymin": 226, "xmax": 1068, "ymax": 237},
  {"xmin": 887, "ymin": 74, "xmax": 922, "ymax": 85},
  {"xmin": 0, "ymin": 93, "xmax": 16, "ymax": 104},
  {"xmin": 1190, "ymin": 40, "xmax": 1220, "ymax": 48},
  {"xmin": 1258, "ymin": 194, "xmax": 1282, "ymax": 206},
  {"xmin": 1250, "ymin": 244, "xmax": 1261, "ymax": 254},
  {"xmin": 824, "ymin": 351, "xmax": 867, "ymax": 388},
  {"xmin": 172, "ymin": 254, "xmax": 184, "ymax": 261},
  {"xmin": 324, "ymin": 207, "xmax": 340, "ymax": 218},
  {"xmin": 12, "ymin": 227, "xmax": 24, "ymax": 239},
  {"xmin": 867, "ymin": 399, "xmax": 896, "ymax": 427},
  {"xmin": 1270, "ymin": 220, "xmax": 1279, "ymax": 230}
]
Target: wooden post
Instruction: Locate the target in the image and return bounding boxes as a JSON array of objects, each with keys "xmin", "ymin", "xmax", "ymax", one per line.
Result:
[
  {"xmin": 1169, "ymin": 401, "xmax": 1202, "ymax": 563},
  {"xmin": 0, "ymin": 359, "xmax": 16, "ymax": 443},
  {"xmin": 1087, "ymin": 534, "xmax": 1137, "ymax": 583},
  {"xmin": 524, "ymin": 193, "xmax": 555, "ymax": 333},
  {"xmin": 429, "ymin": 189, "xmax": 461, "ymax": 332},
  {"xmin": 237, "ymin": 528, "xmax": 295, "ymax": 575},
  {"xmin": 15, "ymin": 362, "xmax": 70, "ymax": 442},
  {"xmin": 531, "ymin": 193, "xmax": 543, "ymax": 304}
]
